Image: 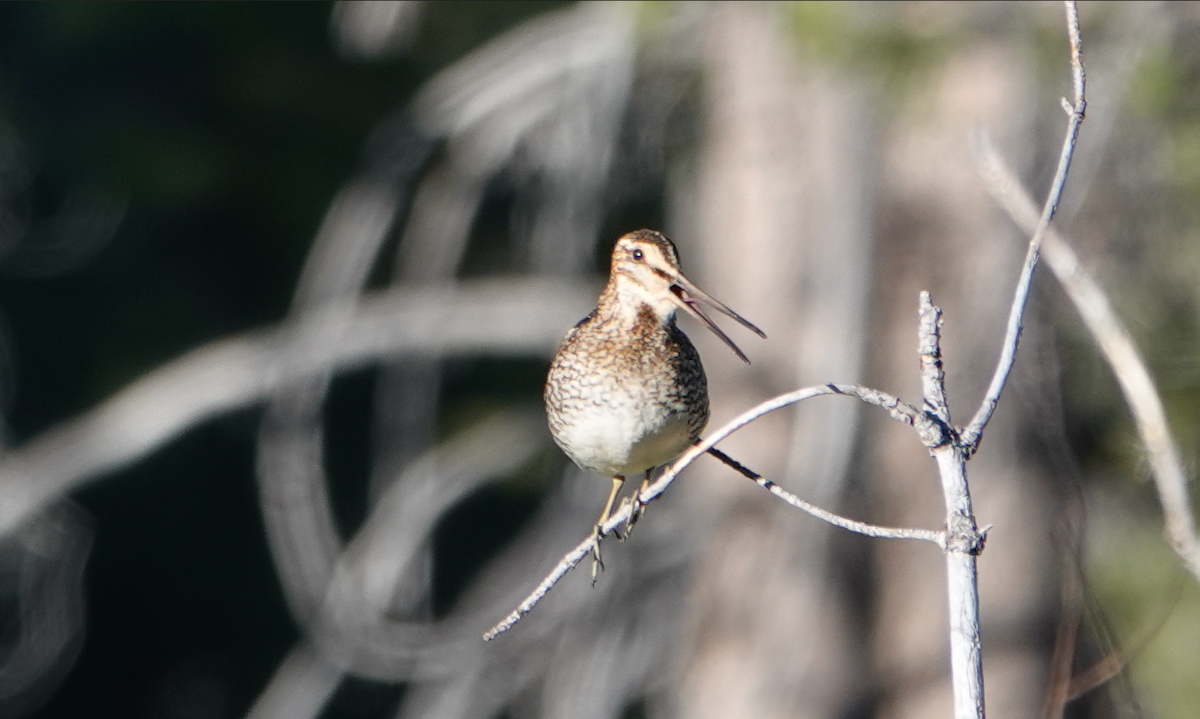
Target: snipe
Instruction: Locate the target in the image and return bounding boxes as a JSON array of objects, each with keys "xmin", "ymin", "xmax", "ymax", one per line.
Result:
[{"xmin": 544, "ymin": 229, "xmax": 765, "ymax": 578}]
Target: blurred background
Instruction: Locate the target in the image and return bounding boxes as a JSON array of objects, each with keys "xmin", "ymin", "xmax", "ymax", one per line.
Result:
[{"xmin": 0, "ymin": 2, "xmax": 1197, "ymax": 718}]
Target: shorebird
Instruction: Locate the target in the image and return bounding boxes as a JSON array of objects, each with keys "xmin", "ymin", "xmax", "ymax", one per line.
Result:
[{"xmin": 544, "ymin": 229, "xmax": 765, "ymax": 578}]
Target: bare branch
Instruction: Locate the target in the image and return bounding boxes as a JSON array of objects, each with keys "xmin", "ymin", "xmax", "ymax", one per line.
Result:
[
  {"xmin": 918, "ymin": 291, "xmax": 987, "ymax": 719},
  {"xmin": 484, "ymin": 382, "xmax": 938, "ymax": 641},
  {"xmin": 962, "ymin": 0, "xmax": 1087, "ymax": 452},
  {"xmin": 934, "ymin": 444, "xmax": 986, "ymax": 719},
  {"xmin": 632, "ymin": 383, "xmax": 930, "ymax": 514},
  {"xmin": 706, "ymin": 447, "xmax": 944, "ymax": 545},
  {"xmin": 974, "ymin": 142, "xmax": 1200, "ymax": 584},
  {"xmin": 317, "ymin": 411, "xmax": 547, "ymax": 673},
  {"xmin": 919, "ymin": 292, "xmax": 951, "ymax": 427},
  {"xmin": 481, "ymin": 534, "xmax": 594, "ymax": 642}
]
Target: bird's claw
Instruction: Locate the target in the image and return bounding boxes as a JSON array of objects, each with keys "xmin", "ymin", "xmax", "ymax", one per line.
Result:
[
  {"xmin": 591, "ymin": 525, "xmax": 606, "ymax": 585},
  {"xmin": 620, "ymin": 495, "xmax": 647, "ymax": 541}
]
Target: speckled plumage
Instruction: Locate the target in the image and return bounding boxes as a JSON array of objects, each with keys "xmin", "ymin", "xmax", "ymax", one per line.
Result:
[
  {"xmin": 545, "ymin": 300, "xmax": 709, "ymax": 478},
  {"xmin": 544, "ymin": 230, "xmax": 763, "ymax": 574}
]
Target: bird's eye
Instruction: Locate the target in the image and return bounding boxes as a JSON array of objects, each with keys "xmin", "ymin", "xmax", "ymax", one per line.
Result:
[{"xmin": 631, "ymin": 248, "xmax": 644, "ymax": 261}]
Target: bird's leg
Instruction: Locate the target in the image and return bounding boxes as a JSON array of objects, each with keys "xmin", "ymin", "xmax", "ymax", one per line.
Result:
[
  {"xmin": 592, "ymin": 475, "xmax": 624, "ymax": 583},
  {"xmin": 621, "ymin": 468, "xmax": 655, "ymax": 540}
]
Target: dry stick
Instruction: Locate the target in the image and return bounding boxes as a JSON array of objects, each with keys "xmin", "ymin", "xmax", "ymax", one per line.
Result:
[
  {"xmin": 931, "ymin": 5, "xmax": 1083, "ymax": 717},
  {"xmin": 706, "ymin": 447, "xmax": 944, "ymax": 545},
  {"xmin": 920, "ymin": 294, "xmax": 987, "ymax": 719},
  {"xmin": 483, "ymin": 383, "xmax": 943, "ymax": 641},
  {"xmin": 961, "ymin": 0, "xmax": 1086, "ymax": 453},
  {"xmin": 974, "ymin": 144, "xmax": 1200, "ymax": 585}
]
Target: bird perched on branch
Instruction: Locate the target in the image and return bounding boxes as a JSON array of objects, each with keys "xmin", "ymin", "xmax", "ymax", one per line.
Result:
[{"xmin": 544, "ymin": 229, "xmax": 765, "ymax": 579}]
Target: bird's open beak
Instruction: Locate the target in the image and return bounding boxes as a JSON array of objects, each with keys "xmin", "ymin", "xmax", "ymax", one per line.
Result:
[{"xmin": 669, "ymin": 273, "xmax": 766, "ymax": 364}]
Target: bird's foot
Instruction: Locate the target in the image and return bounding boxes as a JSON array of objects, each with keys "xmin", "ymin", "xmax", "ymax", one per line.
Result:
[
  {"xmin": 620, "ymin": 495, "xmax": 648, "ymax": 542},
  {"xmin": 590, "ymin": 524, "xmax": 606, "ymax": 585}
]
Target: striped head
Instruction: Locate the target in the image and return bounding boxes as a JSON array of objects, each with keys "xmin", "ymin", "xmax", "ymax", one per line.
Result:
[{"xmin": 605, "ymin": 229, "xmax": 766, "ymax": 363}]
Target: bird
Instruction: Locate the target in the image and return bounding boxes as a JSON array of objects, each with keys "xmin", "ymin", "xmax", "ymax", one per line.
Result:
[{"xmin": 544, "ymin": 229, "xmax": 765, "ymax": 579}]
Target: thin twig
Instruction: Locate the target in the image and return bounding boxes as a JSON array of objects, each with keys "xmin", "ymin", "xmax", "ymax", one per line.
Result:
[
  {"xmin": 706, "ymin": 447, "xmax": 944, "ymax": 545},
  {"xmin": 974, "ymin": 141, "xmax": 1200, "ymax": 584},
  {"xmin": 483, "ymin": 383, "xmax": 935, "ymax": 641},
  {"xmin": 961, "ymin": 0, "xmax": 1087, "ymax": 453}
]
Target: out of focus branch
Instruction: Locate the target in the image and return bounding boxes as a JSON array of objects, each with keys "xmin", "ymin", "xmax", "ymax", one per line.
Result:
[
  {"xmin": 331, "ymin": 1, "xmax": 422, "ymax": 59},
  {"xmin": 259, "ymin": 181, "xmax": 404, "ymax": 628},
  {"xmin": 244, "ymin": 643, "xmax": 342, "ymax": 719},
  {"xmin": 0, "ymin": 279, "xmax": 592, "ymax": 539},
  {"xmin": 315, "ymin": 410, "xmax": 547, "ymax": 677},
  {"xmin": 247, "ymin": 3, "xmax": 638, "ymax": 709},
  {"xmin": 0, "ymin": 503, "xmax": 91, "ymax": 709},
  {"xmin": 974, "ymin": 141, "xmax": 1200, "ymax": 584},
  {"xmin": 962, "ymin": 0, "xmax": 1086, "ymax": 451}
]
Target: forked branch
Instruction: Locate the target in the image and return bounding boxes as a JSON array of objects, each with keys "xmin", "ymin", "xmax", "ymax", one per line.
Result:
[
  {"xmin": 484, "ymin": 383, "xmax": 944, "ymax": 641},
  {"xmin": 707, "ymin": 447, "xmax": 944, "ymax": 545},
  {"xmin": 488, "ymin": 12, "xmax": 1090, "ymax": 719}
]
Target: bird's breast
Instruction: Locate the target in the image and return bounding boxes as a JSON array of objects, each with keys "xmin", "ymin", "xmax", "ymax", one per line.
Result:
[{"xmin": 544, "ymin": 313, "xmax": 709, "ymax": 477}]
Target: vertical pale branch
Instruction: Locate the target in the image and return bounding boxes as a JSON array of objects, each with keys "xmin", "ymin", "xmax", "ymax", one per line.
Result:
[
  {"xmin": 919, "ymin": 293, "xmax": 986, "ymax": 719},
  {"xmin": 920, "ymin": 8, "xmax": 1086, "ymax": 716},
  {"xmin": 923, "ymin": 8, "xmax": 1085, "ymax": 717},
  {"xmin": 936, "ymin": 449, "xmax": 986, "ymax": 719},
  {"xmin": 962, "ymin": 0, "xmax": 1086, "ymax": 451},
  {"xmin": 919, "ymin": 294, "xmax": 951, "ymax": 426}
]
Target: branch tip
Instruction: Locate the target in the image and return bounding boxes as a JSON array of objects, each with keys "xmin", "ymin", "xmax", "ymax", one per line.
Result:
[{"xmin": 962, "ymin": 0, "xmax": 1087, "ymax": 450}]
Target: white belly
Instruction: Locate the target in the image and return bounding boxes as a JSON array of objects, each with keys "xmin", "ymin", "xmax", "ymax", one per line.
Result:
[{"xmin": 551, "ymin": 400, "xmax": 694, "ymax": 478}]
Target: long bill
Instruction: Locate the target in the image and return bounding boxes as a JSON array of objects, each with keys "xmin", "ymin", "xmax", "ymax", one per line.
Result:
[{"xmin": 669, "ymin": 274, "xmax": 767, "ymax": 364}]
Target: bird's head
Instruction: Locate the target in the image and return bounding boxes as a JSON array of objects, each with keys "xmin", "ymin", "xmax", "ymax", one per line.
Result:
[{"xmin": 608, "ymin": 229, "xmax": 766, "ymax": 363}]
